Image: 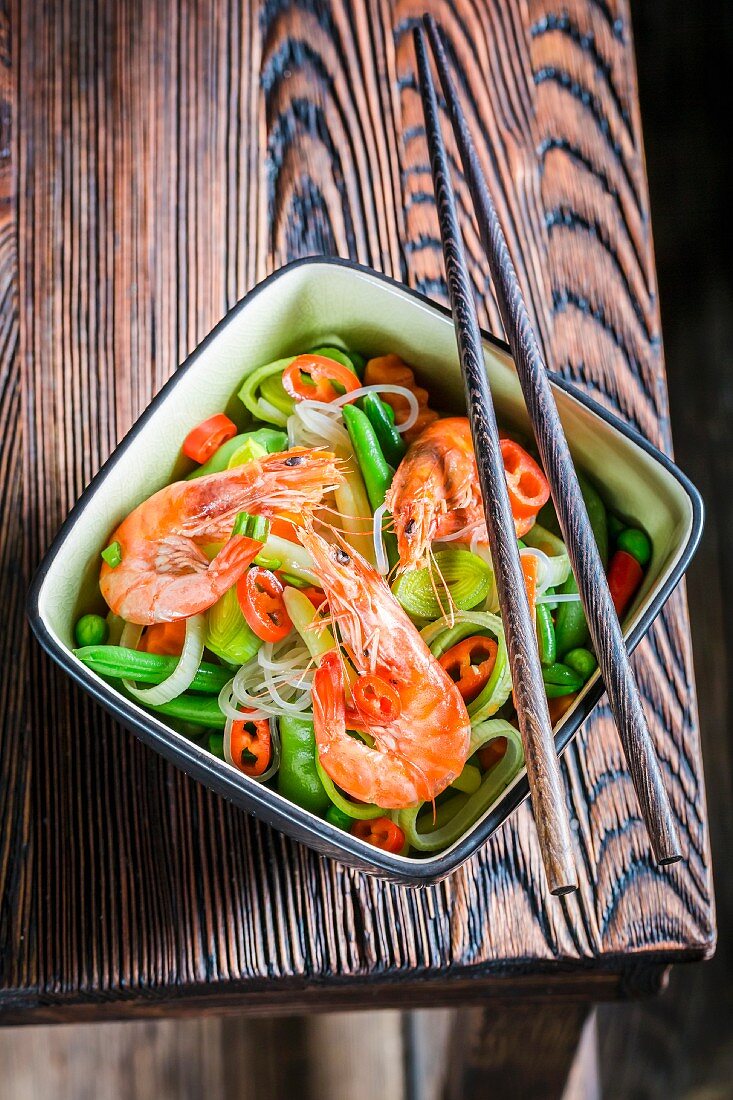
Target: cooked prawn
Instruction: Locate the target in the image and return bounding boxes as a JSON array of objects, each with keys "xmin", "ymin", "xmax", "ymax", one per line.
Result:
[
  {"xmin": 385, "ymin": 417, "xmax": 537, "ymax": 572},
  {"xmin": 300, "ymin": 524, "xmax": 471, "ymax": 809},
  {"xmin": 100, "ymin": 448, "xmax": 340, "ymax": 624}
]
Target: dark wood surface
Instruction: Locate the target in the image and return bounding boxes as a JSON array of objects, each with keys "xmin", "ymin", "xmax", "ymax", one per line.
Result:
[{"xmin": 0, "ymin": 0, "xmax": 715, "ymax": 1021}]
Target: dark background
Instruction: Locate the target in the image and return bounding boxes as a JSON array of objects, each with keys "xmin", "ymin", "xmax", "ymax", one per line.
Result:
[{"xmin": 599, "ymin": 1, "xmax": 733, "ymax": 1094}]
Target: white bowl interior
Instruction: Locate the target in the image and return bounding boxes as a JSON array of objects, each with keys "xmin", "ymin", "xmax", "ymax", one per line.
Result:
[{"xmin": 35, "ymin": 261, "xmax": 695, "ymax": 864}]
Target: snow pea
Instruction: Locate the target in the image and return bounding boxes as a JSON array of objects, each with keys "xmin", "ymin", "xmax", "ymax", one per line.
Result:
[
  {"xmin": 542, "ymin": 662, "xmax": 584, "ymax": 697},
  {"xmin": 535, "ymin": 603, "xmax": 556, "ymax": 666},
  {"xmin": 360, "ymin": 392, "xmax": 406, "ymax": 467},
  {"xmin": 564, "ymin": 647, "xmax": 597, "ymax": 681},
  {"xmin": 342, "ymin": 402, "xmax": 394, "ymax": 510},
  {"xmin": 186, "ymin": 428, "xmax": 288, "ymax": 479},
  {"xmin": 75, "ymin": 646, "xmax": 231, "ymax": 694},
  {"xmin": 554, "ymin": 574, "xmax": 589, "ymax": 657},
  {"xmin": 277, "ymin": 717, "xmax": 331, "ymax": 815}
]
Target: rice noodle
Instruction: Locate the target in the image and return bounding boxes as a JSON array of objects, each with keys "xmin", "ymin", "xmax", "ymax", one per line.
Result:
[
  {"xmin": 330, "ymin": 384, "xmax": 420, "ymax": 433},
  {"xmin": 372, "ymin": 502, "xmax": 390, "ymax": 575}
]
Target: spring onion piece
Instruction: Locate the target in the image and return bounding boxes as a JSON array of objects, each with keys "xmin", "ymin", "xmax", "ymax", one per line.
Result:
[
  {"xmin": 283, "ymin": 587, "xmax": 336, "ymax": 662},
  {"xmin": 122, "ymin": 614, "xmax": 206, "ymax": 706},
  {"xmin": 206, "ymin": 586, "xmax": 263, "ymax": 665},
  {"xmin": 422, "ymin": 611, "xmax": 512, "ymax": 723},
  {"xmin": 392, "ymin": 549, "xmax": 493, "ymax": 621},
  {"xmin": 101, "ymin": 541, "xmax": 122, "ymax": 568},
  {"xmin": 450, "ymin": 763, "xmax": 482, "ymax": 795},
  {"xmin": 261, "ymin": 534, "xmax": 320, "ymax": 585},
  {"xmin": 227, "ymin": 438, "xmax": 267, "ymax": 467},
  {"xmin": 334, "ymin": 456, "xmax": 377, "ymax": 565},
  {"xmin": 397, "ymin": 720, "xmax": 523, "ymax": 851}
]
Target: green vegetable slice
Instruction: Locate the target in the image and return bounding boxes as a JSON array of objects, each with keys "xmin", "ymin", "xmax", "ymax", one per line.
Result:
[
  {"xmin": 397, "ymin": 720, "xmax": 523, "ymax": 851},
  {"xmin": 392, "ymin": 550, "xmax": 493, "ymax": 621},
  {"xmin": 186, "ymin": 429, "xmax": 288, "ymax": 479},
  {"xmin": 206, "ymin": 586, "xmax": 263, "ymax": 666},
  {"xmin": 421, "ymin": 610, "xmax": 512, "ymax": 723}
]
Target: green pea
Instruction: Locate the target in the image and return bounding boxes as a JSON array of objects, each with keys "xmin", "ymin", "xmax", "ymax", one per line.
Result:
[
  {"xmin": 325, "ymin": 805, "xmax": 353, "ymax": 831},
  {"xmin": 563, "ymin": 647, "xmax": 597, "ymax": 682},
  {"xmin": 616, "ymin": 528, "xmax": 652, "ymax": 567},
  {"xmin": 535, "ymin": 603, "xmax": 556, "ymax": 667},
  {"xmin": 74, "ymin": 613, "xmax": 109, "ymax": 648},
  {"xmin": 542, "ymin": 662, "xmax": 584, "ymax": 692},
  {"xmin": 208, "ymin": 731, "xmax": 225, "ymax": 759}
]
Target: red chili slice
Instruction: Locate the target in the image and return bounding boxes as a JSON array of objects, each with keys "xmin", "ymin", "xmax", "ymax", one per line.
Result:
[
  {"xmin": 351, "ymin": 817, "xmax": 405, "ymax": 853},
  {"xmin": 237, "ymin": 567, "xmax": 292, "ymax": 643},
  {"xmin": 500, "ymin": 437, "xmax": 550, "ymax": 521},
  {"xmin": 229, "ymin": 712, "xmax": 271, "ymax": 777},
  {"xmin": 438, "ymin": 635, "xmax": 498, "ymax": 704},
  {"xmin": 182, "ymin": 414, "xmax": 237, "ymax": 464},
  {"xmin": 281, "ymin": 354, "xmax": 360, "ymax": 404},
  {"xmin": 352, "ymin": 674, "xmax": 402, "ymax": 724}
]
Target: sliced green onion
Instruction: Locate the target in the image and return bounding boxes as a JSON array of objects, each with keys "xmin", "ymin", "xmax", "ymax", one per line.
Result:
[
  {"xmin": 227, "ymin": 438, "xmax": 267, "ymax": 467},
  {"xmin": 101, "ymin": 541, "xmax": 122, "ymax": 568},
  {"xmin": 421, "ymin": 610, "xmax": 512, "ymax": 722},
  {"xmin": 397, "ymin": 720, "xmax": 523, "ymax": 852},
  {"xmin": 123, "ymin": 614, "xmax": 206, "ymax": 706},
  {"xmin": 232, "ymin": 511, "xmax": 270, "ymax": 542},
  {"xmin": 206, "ymin": 586, "xmax": 262, "ymax": 666},
  {"xmin": 261, "ymin": 534, "xmax": 320, "ymax": 585},
  {"xmin": 391, "ymin": 550, "xmax": 493, "ymax": 621}
]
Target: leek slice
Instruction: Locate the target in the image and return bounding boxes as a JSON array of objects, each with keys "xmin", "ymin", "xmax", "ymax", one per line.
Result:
[
  {"xmin": 521, "ymin": 523, "xmax": 570, "ymax": 590},
  {"xmin": 206, "ymin": 587, "xmax": 262, "ymax": 666},
  {"xmin": 397, "ymin": 720, "xmax": 523, "ymax": 852},
  {"xmin": 421, "ymin": 610, "xmax": 512, "ymax": 722},
  {"xmin": 238, "ymin": 356, "xmax": 297, "ymax": 426},
  {"xmin": 391, "ymin": 550, "xmax": 493, "ymax": 621}
]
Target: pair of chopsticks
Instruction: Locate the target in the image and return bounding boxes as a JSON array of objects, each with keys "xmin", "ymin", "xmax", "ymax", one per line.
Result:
[{"xmin": 414, "ymin": 16, "xmax": 680, "ymax": 894}]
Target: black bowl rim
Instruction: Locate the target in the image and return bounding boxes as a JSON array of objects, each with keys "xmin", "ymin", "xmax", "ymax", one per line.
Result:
[{"xmin": 26, "ymin": 256, "xmax": 705, "ymax": 885}]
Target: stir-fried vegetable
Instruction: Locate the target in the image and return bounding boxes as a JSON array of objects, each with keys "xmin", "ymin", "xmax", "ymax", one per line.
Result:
[
  {"xmin": 182, "ymin": 414, "xmax": 237, "ymax": 464},
  {"xmin": 392, "ymin": 549, "xmax": 493, "ymax": 620},
  {"xmin": 82, "ymin": 337, "xmax": 654, "ymax": 860}
]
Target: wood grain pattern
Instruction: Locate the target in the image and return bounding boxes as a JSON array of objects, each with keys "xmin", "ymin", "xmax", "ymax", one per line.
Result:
[
  {"xmin": 415, "ymin": 22, "xmax": 577, "ymax": 895},
  {"xmin": 0, "ymin": 0, "xmax": 714, "ymax": 1019}
]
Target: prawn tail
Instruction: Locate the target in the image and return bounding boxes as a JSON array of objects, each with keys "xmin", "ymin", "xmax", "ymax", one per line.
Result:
[
  {"xmin": 312, "ymin": 649, "xmax": 345, "ymax": 756},
  {"xmin": 208, "ymin": 535, "xmax": 262, "ymax": 592}
]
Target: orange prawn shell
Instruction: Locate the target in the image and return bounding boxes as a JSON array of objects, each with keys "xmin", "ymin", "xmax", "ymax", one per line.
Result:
[{"xmin": 301, "ymin": 525, "xmax": 471, "ymax": 809}]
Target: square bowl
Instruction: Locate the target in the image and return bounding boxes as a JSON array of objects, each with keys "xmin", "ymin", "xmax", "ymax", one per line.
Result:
[{"xmin": 27, "ymin": 258, "xmax": 703, "ymax": 885}]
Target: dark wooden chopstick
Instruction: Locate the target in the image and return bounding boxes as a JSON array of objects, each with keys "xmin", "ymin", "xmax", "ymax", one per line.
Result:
[
  {"xmin": 413, "ymin": 27, "xmax": 577, "ymax": 895},
  {"xmin": 422, "ymin": 14, "xmax": 681, "ymax": 866}
]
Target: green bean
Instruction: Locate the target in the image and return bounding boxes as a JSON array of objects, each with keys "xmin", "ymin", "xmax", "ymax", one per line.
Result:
[
  {"xmin": 553, "ymin": 574, "xmax": 589, "ymax": 657},
  {"xmin": 208, "ymin": 731, "xmax": 225, "ymax": 759},
  {"xmin": 118, "ymin": 684, "xmax": 226, "ymax": 727},
  {"xmin": 75, "ymin": 646, "xmax": 231, "ymax": 694},
  {"xmin": 341, "ymin": 403, "xmax": 394, "ymax": 510},
  {"xmin": 563, "ymin": 647, "xmax": 597, "ymax": 682},
  {"xmin": 535, "ymin": 603, "xmax": 556, "ymax": 666},
  {"xmin": 616, "ymin": 527, "xmax": 652, "ymax": 566},
  {"xmin": 542, "ymin": 662, "xmax": 584, "ymax": 697},
  {"xmin": 360, "ymin": 392, "xmax": 406, "ymax": 467},
  {"xmin": 74, "ymin": 614, "xmax": 109, "ymax": 648}
]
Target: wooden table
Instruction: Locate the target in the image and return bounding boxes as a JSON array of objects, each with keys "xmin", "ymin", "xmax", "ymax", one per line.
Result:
[{"xmin": 0, "ymin": 0, "xmax": 715, "ymax": 1036}]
